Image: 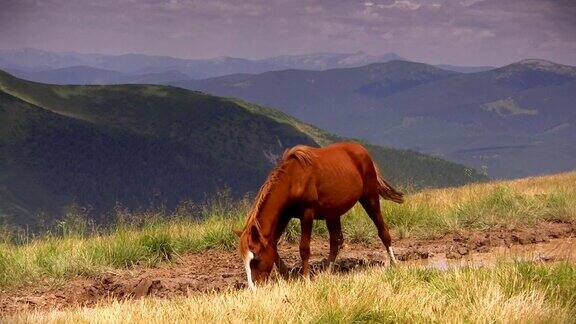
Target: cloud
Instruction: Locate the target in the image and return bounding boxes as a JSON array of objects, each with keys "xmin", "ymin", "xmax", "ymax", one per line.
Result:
[
  {"xmin": 0, "ymin": 0, "xmax": 574, "ymax": 65},
  {"xmin": 380, "ymin": 1, "xmax": 421, "ymax": 11}
]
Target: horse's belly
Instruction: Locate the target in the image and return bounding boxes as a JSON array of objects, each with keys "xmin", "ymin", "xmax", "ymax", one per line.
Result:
[{"xmin": 315, "ymin": 171, "xmax": 363, "ymax": 218}]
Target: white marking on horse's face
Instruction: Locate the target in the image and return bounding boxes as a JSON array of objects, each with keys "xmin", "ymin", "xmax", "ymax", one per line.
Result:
[{"xmin": 244, "ymin": 250, "xmax": 256, "ymax": 290}]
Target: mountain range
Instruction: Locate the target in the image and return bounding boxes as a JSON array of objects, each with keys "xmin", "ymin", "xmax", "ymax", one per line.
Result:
[
  {"xmin": 0, "ymin": 69, "xmax": 484, "ymax": 228},
  {"xmin": 173, "ymin": 59, "xmax": 576, "ymax": 179},
  {"xmin": 0, "ymin": 48, "xmax": 493, "ymax": 84},
  {"xmin": 2, "ymin": 48, "xmax": 572, "ymax": 179},
  {"xmin": 5, "ymin": 66, "xmax": 191, "ymax": 85}
]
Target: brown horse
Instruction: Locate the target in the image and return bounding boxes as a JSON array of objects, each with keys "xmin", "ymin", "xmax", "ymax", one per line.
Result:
[{"xmin": 235, "ymin": 142, "xmax": 404, "ymax": 289}]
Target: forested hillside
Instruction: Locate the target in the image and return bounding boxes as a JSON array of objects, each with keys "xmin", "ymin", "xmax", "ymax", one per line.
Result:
[{"xmin": 0, "ymin": 69, "xmax": 485, "ymax": 228}]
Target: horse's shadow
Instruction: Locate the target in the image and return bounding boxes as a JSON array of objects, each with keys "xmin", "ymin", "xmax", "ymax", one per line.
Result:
[{"xmin": 281, "ymin": 257, "xmax": 387, "ymax": 279}]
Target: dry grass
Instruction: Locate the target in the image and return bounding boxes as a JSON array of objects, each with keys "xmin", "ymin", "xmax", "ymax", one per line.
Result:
[
  {"xmin": 409, "ymin": 171, "xmax": 576, "ymax": 212},
  {"xmin": 6, "ymin": 262, "xmax": 575, "ymax": 323}
]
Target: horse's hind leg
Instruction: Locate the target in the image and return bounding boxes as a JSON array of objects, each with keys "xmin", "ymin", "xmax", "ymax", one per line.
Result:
[
  {"xmin": 360, "ymin": 196, "xmax": 397, "ymax": 266},
  {"xmin": 326, "ymin": 217, "xmax": 344, "ymax": 272}
]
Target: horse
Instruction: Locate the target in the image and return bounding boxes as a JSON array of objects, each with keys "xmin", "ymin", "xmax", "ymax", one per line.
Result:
[{"xmin": 234, "ymin": 142, "xmax": 404, "ymax": 289}]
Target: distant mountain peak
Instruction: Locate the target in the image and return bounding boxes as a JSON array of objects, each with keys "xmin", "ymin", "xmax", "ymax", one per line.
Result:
[
  {"xmin": 505, "ymin": 59, "xmax": 576, "ymax": 75},
  {"xmin": 517, "ymin": 58, "xmax": 557, "ymax": 66},
  {"xmin": 489, "ymin": 59, "xmax": 576, "ymax": 86}
]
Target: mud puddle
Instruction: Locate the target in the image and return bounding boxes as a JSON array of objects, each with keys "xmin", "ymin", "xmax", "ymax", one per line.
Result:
[
  {"xmin": 1, "ymin": 221, "xmax": 574, "ymax": 315},
  {"xmin": 404, "ymin": 236, "xmax": 576, "ymax": 270}
]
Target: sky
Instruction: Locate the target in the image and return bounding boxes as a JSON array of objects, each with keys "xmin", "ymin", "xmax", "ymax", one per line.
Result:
[{"xmin": 0, "ymin": 0, "xmax": 575, "ymax": 66}]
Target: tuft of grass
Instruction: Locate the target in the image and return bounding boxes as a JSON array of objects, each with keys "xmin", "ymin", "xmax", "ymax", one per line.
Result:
[
  {"xmin": 140, "ymin": 232, "xmax": 175, "ymax": 262},
  {"xmin": 7, "ymin": 262, "xmax": 575, "ymax": 323}
]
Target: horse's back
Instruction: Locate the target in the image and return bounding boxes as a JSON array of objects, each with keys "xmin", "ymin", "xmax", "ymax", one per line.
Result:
[
  {"xmin": 314, "ymin": 142, "xmax": 373, "ymax": 172},
  {"xmin": 307, "ymin": 142, "xmax": 374, "ymax": 217}
]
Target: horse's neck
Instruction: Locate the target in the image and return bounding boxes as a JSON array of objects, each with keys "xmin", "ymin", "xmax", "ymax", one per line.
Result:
[{"xmin": 255, "ymin": 179, "xmax": 291, "ymax": 241}]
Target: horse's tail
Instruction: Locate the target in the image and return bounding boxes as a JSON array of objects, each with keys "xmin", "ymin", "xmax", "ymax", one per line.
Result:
[{"xmin": 373, "ymin": 162, "xmax": 404, "ymax": 204}]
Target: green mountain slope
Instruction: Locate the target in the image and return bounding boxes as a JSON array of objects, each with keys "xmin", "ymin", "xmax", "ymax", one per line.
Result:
[{"xmin": 0, "ymin": 70, "xmax": 485, "ymax": 228}]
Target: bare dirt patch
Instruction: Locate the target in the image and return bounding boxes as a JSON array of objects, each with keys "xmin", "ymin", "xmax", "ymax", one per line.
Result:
[{"xmin": 1, "ymin": 221, "xmax": 574, "ymax": 315}]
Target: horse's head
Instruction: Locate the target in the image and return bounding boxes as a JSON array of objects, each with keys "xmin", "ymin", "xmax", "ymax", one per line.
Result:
[{"xmin": 235, "ymin": 224, "xmax": 275, "ymax": 289}]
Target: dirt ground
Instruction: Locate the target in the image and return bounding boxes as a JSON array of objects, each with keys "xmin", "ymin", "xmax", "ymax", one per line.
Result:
[{"xmin": 1, "ymin": 221, "xmax": 575, "ymax": 315}]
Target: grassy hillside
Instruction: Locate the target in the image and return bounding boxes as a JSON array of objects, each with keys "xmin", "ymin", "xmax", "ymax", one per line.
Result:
[
  {"xmin": 0, "ymin": 69, "xmax": 486, "ymax": 228},
  {"xmin": 0, "ymin": 84, "xmax": 317, "ymax": 226},
  {"xmin": 0, "ymin": 171, "xmax": 572, "ymax": 290},
  {"xmin": 176, "ymin": 60, "xmax": 576, "ymax": 179}
]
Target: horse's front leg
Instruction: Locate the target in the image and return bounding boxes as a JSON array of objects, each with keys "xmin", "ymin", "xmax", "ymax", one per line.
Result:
[
  {"xmin": 274, "ymin": 214, "xmax": 292, "ymax": 278},
  {"xmin": 299, "ymin": 209, "xmax": 315, "ymax": 279}
]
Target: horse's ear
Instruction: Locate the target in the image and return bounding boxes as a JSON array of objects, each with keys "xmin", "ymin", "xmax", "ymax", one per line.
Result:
[
  {"xmin": 232, "ymin": 228, "xmax": 242, "ymax": 237},
  {"xmin": 249, "ymin": 224, "xmax": 268, "ymax": 247},
  {"xmin": 249, "ymin": 225, "xmax": 261, "ymax": 243}
]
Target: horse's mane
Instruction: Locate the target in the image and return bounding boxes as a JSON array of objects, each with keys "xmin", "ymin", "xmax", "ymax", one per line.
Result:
[{"xmin": 244, "ymin": 145, "xmax": 315, "ymax": 229}]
